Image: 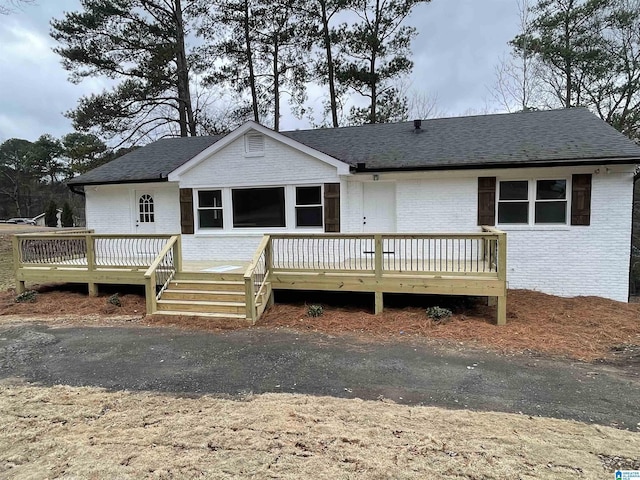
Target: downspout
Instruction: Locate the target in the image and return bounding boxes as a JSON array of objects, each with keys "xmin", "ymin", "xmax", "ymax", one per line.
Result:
[{"xmin": 630, "ymin": 167, "xmax": 640, "ymax": 299}]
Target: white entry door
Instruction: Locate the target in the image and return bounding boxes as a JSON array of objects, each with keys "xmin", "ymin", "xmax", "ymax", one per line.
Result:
[
  {"xmin": 134, "ymin": 191, "xmax": 156, "ymax": 234},
  {"xmin": 363, "ymin": 182, "xmax": 396, "ymax": 232}
]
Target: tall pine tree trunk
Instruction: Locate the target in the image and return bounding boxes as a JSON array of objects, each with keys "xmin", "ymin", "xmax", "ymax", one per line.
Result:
[
  {"xmin": 273, "ymin": 37, "xmax": 280, "ymax": 131},
  {"xmin": 244, "ymin": 0, "xmax": 260, "ymax": 122},
  {"xmin": 321, "ymin": 1, "xmax": 338, "ymax": 128},
  {"xmin": 174, "ymin": 0, "xmax": 196, "ymax": 136}
]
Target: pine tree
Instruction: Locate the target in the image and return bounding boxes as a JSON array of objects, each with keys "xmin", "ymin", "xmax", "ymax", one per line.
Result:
[
  {"xmin": 61, "ymin": 202, "xmax": 74, "ymax": 227},
  {"xmin": 45, "ymin": 200, "xmax": 58, "ymax": 227}
]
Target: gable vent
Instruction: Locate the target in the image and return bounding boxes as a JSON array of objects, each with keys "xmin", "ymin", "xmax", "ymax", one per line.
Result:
[{"xmin": 245, "ymin": 133, "xmax": 265, "ymax": 155}]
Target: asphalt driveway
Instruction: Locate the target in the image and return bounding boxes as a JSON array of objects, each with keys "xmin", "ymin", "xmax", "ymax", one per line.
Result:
[{"xmin": 0, "ymin": 323, "xmax": 638, "ymax": 430}]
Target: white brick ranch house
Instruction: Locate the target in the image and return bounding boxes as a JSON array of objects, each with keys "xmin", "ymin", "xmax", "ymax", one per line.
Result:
[{"xmin": 67, "ymin": 108, "xmax": 640, "ymax": 303}]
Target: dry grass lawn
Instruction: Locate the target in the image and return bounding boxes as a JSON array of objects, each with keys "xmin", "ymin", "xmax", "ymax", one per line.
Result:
[{"xmin": 1, "ymin": 383, "xmax": 638, "ymax": 479}]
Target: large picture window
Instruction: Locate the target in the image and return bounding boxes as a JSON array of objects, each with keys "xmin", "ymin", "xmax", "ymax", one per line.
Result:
[
  {"xmin": 497, "ymin": 179, "xmax": 568, "ymax": 225},
  {"xmin": 198, "ymin": 190, "xmax": 223, "ymax": 228},
  {"xmin": 232, "ymin": 187, "xmax": 285, "ymax": 228},
  {"xmin": 295, "ymin": 186, "xmax": 323, "ymax": 227}
]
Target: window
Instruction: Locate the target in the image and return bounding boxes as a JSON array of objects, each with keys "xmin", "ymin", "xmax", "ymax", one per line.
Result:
[
  {"xmin": 498, "ymin": 181, "xmax": 528, "ymax": 224},
  {"xmin": 295, "ymin": 186, "xmax": 322, "ymax": 227},
  {"xmin": 232, "ymin": 187, "xmax": 285, "ymax": 227},
  {"xmin": 244, "ymin": 133, "xmax": 264, "ymax": 156},
  {"xmin": 497, "ymin": 179, "xmax": 568, "ymax": 225},
  {"xmin": 198, "ymin": 190, "xmax": 223, "ymax": 228},
  {"xmin": 535, "ymin": 179, "xmax": 567, "ymax": 223},
  {"xmin": 138, "ymin": 194, "xmax": 154, "ymax": 223}
]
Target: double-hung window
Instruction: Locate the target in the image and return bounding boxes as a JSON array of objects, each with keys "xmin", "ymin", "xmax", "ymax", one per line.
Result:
[
  {"xmin": 198, "ymin": 190, "xmax": 223, "ymax": 228},
  {"xmin": 498, "ymin": 180, "xmax": 529, "ymax": 224},
  {"xmin": 295, "ymin": 186, "xmax": 323, "ymax": 227},
  {"xmin": 534, "ymin": 180, "xmax": 567, "ymax": 223},
  {"xmin": 497, "ymin": 179, "xmax": 568, "ymax": 225}
]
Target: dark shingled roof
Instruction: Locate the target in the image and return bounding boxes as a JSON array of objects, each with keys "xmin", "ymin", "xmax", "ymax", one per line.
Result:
[
  {"xmin": 67, "ymin": 135, "xmax": 222, "ymax": 185},
  {"xmin": 68, "ymin": 108, "xmax": 640, "ymax": 186}
]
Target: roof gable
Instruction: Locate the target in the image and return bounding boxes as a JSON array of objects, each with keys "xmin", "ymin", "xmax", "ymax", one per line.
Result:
[{"xmin": 167, "ymin": 121, "xmax": 350, "ymax": 181}]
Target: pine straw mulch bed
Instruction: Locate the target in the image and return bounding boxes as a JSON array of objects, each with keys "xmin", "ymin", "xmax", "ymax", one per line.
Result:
[
  {"xmin": 253, "ymin": 290, "xmax": 640, "ymax": 362},
  {"xmin": 0, "ymin": 284, "xmax": 146, "ymax": 318},
  {"xmin": 1, "ymin": 284, "xmax": 639, "ymax": 362}
]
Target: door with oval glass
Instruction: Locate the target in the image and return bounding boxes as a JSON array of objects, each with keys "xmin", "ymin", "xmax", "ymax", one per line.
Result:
[{"xmin": 134, "ymin": 191, "xmax": 156, "ymax": 234}]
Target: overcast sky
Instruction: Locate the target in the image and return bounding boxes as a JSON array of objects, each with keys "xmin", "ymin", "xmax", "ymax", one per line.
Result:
[{"xmin": 0, "ymin": 0, "xmax": 520, "ymax": 143}]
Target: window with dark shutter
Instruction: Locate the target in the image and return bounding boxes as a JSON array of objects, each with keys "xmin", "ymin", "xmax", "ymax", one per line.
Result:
[
  {"xmin": 179, "ymin": 188, "xmax": 194, "ymax": 234},
  {"xmin": 324, "ymin": 183, "xmax": 340, "ymax": 232},
  {"xmin": 571, "ymin": 174, "xmax": 592, "ymax": 226},
  {"xmin": 477, "ymin": 177, "xmax": 496, "ymax": 226}
]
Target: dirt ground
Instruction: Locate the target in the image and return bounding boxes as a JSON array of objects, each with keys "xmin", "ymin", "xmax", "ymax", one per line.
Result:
[
  {"xmin": 0, "ymin": 382, "xmax": 638, "ymax": 480},
  {"xmin": 1, "ymin": 284, "xmax": 639, "ymax": 362},
  {"xmin": 3, "ymin": 227, "xmax": 640, "ymax": 361}
]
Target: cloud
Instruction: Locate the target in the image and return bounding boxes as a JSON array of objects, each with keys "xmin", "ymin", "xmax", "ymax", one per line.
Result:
[{"xmin": 0, "ymin": 0, "xmax": 521, "ymax": 141}]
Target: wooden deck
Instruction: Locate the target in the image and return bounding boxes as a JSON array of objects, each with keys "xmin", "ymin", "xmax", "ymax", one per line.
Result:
[{"xmin": 13, "ymin": 228, "xmax": 508, "ymax": 324}]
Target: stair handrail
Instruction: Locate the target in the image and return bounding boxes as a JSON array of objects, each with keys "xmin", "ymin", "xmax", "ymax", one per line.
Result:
[
  {"xmin": 243, "ymin": 235, "xmax": 272, "ymax": 323},
  {"xmin": 144, "ymin": 235, "xmax": 180, "ymax": 315}
]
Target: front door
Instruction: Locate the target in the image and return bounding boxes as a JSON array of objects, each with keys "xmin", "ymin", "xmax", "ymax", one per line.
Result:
[
  {"xmin": 363, "ymin": 182, "xmax": 396, "ymax": 232},
  {"xmin": 135, "ymin": 191, "xmax": 156, "ymax": 234}
]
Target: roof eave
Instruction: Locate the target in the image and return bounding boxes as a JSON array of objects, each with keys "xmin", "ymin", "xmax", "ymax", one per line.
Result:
[
  {"xmin": 66, "ymin": 177, "xmax": 170, "ymax": 187},
  {"xmin": 352, "ymin": 156, "xmax": 640, "ymax": 173}
]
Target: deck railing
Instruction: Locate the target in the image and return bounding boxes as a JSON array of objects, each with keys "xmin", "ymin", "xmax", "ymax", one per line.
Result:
[
  {"xmin": 270, "ymin": 229, "xmax": 506, "ymax": 278},
  {"xmin": 14, "ymin": 232, "xmax": 174, "ymax": 268},
  {"xmin": 243, "ymin": 235, "xmax": 272, "ymax": 324},
  {"xmin": 13, "ymin": 232, "xmax": 175, "ymax": 296},
  {"xmin": 144, "ymin": 235, "xmax": 181, "ymax": 314}
]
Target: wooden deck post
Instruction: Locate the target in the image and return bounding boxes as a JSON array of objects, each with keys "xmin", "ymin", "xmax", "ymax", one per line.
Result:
[
  {"xmin": 145, "ymin": 271, "xmax": 157, "ymax": 315},
  {"xmin": 265, "ymin": 237, "xmax": 275, "ymax": 309},
  {"xmin": 12, "ymin": 235, "xmax": 25, "ymax": 295},
  {"xmin": 264, "ymin": 235, "xmax": 273, "ymax": 273},
  {"xmin": 173, "ymin": 235, "xmax": 183, "ymax": 273},
  {"xmin": 86, "ymin": 234, "xmax": 98, "ymax": 296},
  {"xmin": 497, "ymin": 294, "xmax": 507, "ymax": 326},
  {"xmin": 496, "ymin": 232, "xmax": 508, "ymax": 325},
  {"xmin": 244, "ymin": 276, "xmax": 256, "ymax": 324},
  {"xmin": 374, "ymin": 234, "xmax": 384, "ymax": 314},
  {"xmin": 374, "ymin": 291, "xmax": 384, "ymax": 315}
]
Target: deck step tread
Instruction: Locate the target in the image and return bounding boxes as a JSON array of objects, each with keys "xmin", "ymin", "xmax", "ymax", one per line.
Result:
[
  {"xmin": 163, "ymin": 289, "xmax": 244, "ymax": 295},
  {"xmin": 151, "ymin": 311, "xmax": 246, "ymax": 319},
  {"xmin": 158, "ymin": 299, "xmax": 246, "ymax": 307},
  {"xmin": 171, "ymin": 279, "xmax": 245, "ymax": 285}
]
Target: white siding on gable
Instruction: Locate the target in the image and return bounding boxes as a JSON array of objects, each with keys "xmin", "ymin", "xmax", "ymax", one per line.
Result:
[
  {"xmin": 178, "ymin": 132, "xmax": 341, "ymax": 188},
  {"xmin": 85, "ymin": 183, "xmax": 180, "ymax": 234}
]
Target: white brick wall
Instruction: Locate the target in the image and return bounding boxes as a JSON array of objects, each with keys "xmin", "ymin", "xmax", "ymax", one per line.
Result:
[
  {"xmin": 83, "ymin": 147, "xmax": 634, "ymax": 302},
  {"xmin": 182, "ymin": 234, "xmax": 263, "ymax": 261},
  {"xmin": 503, "ymin": 171, "xmax": 633, "ymax": 301},
  {"xmin": 85, "ymin": 183, "xmax": 180, "ymax": 234},
  {"xmin": 343, "ymin": 169, "xmax": 634, "ymax": 302}
]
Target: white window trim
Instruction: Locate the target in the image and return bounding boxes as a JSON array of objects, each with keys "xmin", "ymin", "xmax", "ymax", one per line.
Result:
[
  {"xmin": 294, "ymin": 185, "xmax": 324, "ymax": 229},
  {"xmin": 193, "ymin": 184, "xmax": 325, "ymax": 235},
  {"xmin": 196, "ymin": 189, "xmax": 224, "ymax": 229},
  {"xmin": 496, "ymin": 177, "xmax": 571, "ymax": 228}
]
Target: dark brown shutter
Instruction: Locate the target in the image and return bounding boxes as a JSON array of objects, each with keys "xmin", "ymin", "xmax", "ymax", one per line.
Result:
[
  {"xmin": 179, "ymin": 188, "xmax": 194, "ymax": 234},
  {"xmin": 477, "ymin": 177, "xmax": 496, "ymax": 226},
  {"xmin": 571, "ymin": 174, "xmax": 592, "ymax": 226},
  {"xmin": 324, "ymin": 183, "xmax": 340, "ymax": 232}
]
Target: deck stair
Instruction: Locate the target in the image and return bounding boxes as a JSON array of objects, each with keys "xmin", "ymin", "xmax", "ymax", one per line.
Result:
[{"xmin": 156, "ymin": 272, "xmax": 260, "ymax": 318}]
